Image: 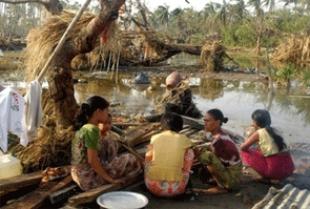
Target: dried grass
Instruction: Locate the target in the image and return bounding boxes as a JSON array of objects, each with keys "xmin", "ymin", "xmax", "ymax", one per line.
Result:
[
  {"xmin": 71, "ymin": 21, "xmax": 122, "ymax": 71},
  {"xmin": 272, "ymin": 35, "xmax": 310, "ymax": 67},
  {"xmin": 24, "ymin": 10, "xmax": 121, "ymax": 79},
  {"xmin": 200, "ymin": 40, "xmax": 226, "ymax": 72}
]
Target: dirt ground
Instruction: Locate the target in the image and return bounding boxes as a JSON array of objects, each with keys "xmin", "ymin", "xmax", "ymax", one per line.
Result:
[
  {"xmin": 132, "ymin": 180, "xmax": 270, "ymax": 209},
  {"xmin": 75, "ymin": 177, "xmax": 271, "ymax": 209}
]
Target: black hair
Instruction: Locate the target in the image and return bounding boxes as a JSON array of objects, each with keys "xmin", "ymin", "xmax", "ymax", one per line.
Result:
[
  {"xmin": 207, "ymin": 108, "xmax": 228, "ymax": 126},
  {"xmin": 161, "ymin": 112, "xmax": 183, "ymax": 132},
  {"xmin": 252, "ymin": 109, "xmax": 287, "ymax": 151},
  {"xmin": 74, "ymin": 96, "xmax": 109, "ymax": 130}
]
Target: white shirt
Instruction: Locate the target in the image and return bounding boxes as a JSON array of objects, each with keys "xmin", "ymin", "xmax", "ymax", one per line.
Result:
[
  {"xmin": 21, "ymin": 80, "xmax": 42, "ymax": 145},
  {"xmin": 0, "ymin": 87, "xmax": 26, "ymax": 152}
]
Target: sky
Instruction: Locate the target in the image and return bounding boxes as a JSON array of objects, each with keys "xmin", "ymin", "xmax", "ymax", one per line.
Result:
[
  {"xmin": 144, "ymin": 0, "xmax": 211, "ymax": 11},
  {"xmin": 73, "ymin": 0, "xmax": 286, "ymax": 12}
]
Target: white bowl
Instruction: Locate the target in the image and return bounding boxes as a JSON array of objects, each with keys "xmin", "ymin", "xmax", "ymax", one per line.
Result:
[{"xmin": 97, "ymin": 191, "xmax": 149, "ymax": 209}]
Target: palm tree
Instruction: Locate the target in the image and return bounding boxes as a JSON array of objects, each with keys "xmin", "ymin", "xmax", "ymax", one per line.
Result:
[
  {"xmin": 248, "ymin": 0, "xmax": 264, "ymax": 55},
  {"xmin": 248, "ymin": 0, "xmax": 264, "ymax": 17},
  {"xmin": 217, "ymin": 0, "xmax": 228, "ymax": 26},
  {"xmin": 234, "ymin": 0, "xmax": 247, "ymax": 20},
  {"xmin": 263, "ymin": 0, "xmax": 276, "ymax": 12},
  {"xmin": 202, "ymin": 2, "xmax": 220, "ymax": 20},
  {"xmin": 156, "ymin": 5, "xmax": 169, "ymax": 30},
  {"xmin": 300, "ymin": 0, "xmax": 310, "ymax": 13},
  {"xmin": 170, "ymin": 8, "xmax": 183, "ymax": 17}
]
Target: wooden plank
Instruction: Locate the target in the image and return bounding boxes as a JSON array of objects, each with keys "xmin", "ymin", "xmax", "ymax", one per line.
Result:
[
  {"xmin": 0, "ymin": 171, "xmax": 42, "ymax": 191},
  {"xmin": 114, "ymin": 122, "xmax": 146, "ymax": 127},
  {"xmin": 125, "ymin": 123, "xmax": 160, "ymax": 143},
  {"xmin": 67, "ymin": 175, "xmax": 142, "ymax": 207},
  {"xmin": 0, "ymin": 166, "xmax": 71, "ymax": 192},
  {"xmin": 68, "ymin": 184, "xmax": 117, "ymax": 207},
  {"xmin": 2, "ymin": 176, "xmax": 73, "ymax": 209}
]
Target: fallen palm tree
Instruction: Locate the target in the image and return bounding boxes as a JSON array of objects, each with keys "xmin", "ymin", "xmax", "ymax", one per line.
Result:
[
  {"xmin": 71, "ymin": 29, "xmax": 203, "ymax": 69},
  {"xmin": 200, "ymin": 40, "xmax": 228, "ymax": 72},
  {"xmin": 272, "ymin": 35, "xmax": 310, "ymax": 67}
]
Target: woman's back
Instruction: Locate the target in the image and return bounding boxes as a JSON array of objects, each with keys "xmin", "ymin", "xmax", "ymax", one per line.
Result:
[
  {"xmin": 257, "ymin": 128, "xmax": 279, "ymax": 156},
  {"xmin": 147, "ymin": 130, "xmax": 192, "ymax": 182}
]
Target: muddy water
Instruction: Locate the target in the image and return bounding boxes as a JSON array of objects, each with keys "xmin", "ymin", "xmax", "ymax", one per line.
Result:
[
  {"xmin": 1, "ymin": 69, "xmax": 309, "ymax": 144},
  {"xmin": 73, "ymin": 74, "xmax": 310, "ymax": 145}
]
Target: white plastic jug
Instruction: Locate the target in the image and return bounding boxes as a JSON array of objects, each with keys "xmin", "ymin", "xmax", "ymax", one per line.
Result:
[{"xmin": 0, "ymin": 154, "xmax": 22, "ymax": 179}]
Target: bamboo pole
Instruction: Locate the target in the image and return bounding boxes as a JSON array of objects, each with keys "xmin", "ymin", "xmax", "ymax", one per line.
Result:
[{"xmin": 36, "ymin": 0, "xmax": 92, "ymax": 82}]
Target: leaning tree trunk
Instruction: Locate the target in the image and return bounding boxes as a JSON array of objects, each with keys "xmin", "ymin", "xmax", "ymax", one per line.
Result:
[
  {"xmin": 47, "ymin": 0, "xmax": 125, "ymax": 127},
  {"xmin": 13, "ymin": 0, "xmax": 125, "ymax": 171}
]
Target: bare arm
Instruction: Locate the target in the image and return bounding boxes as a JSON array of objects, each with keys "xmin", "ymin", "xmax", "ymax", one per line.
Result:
[
  {"xmin": 240, "ymin": 131, "xmax": 259, "ymax": 151},
  {"xmin": 145, "ymin": 144, "xmax": 153, "ymax": 164},
  {"xmin": 87, "ymin": 148, "xmax": 121, "ymax": 184}
]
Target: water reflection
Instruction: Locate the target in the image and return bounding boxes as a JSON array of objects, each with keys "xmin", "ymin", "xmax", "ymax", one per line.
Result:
[
  {"xmin": 72, "ymin": 75, "xmax": 310, "ymax": 144},
  {"xmin": 198, "ymin": 78, "xmax": 224, "ymax": 100}
]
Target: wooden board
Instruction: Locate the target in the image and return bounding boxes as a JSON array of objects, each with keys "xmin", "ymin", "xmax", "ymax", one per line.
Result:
[
  {"xmin": 0, "ymin": 171, "xmax": 42, "ymax": 192},
  {"xmin": 2, "ymin": 176, "xmax": 72, "ymax": 209},
  {"xmin": 67, "ymin": 175, "xmax": 142, "ymax": 207},
  {"xmin": 125, "ymin": 123, "xmax": 160, "ymax": 141}
]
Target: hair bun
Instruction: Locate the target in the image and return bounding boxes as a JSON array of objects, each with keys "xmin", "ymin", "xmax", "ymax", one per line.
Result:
[{"xmin": 222, "ymin": 117, "xmax": 228, "ymax": 123}]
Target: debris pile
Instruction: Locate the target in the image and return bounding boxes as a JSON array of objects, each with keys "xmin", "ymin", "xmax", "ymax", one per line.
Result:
[{"xmin": 272, "ymin": 35, "xmax": 310, "ymax": 67}]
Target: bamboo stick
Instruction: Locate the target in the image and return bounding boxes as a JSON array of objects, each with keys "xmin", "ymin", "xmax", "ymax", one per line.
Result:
[{"xmin": 37, "ymin": 0, "xmax": 92, "ymax": 82}]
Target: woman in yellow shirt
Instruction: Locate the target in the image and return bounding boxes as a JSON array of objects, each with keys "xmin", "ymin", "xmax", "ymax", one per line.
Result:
[
  {"xmin": 144, "ymin": 112, "xmax": 194, "ymax": 197},
  {"xmin": 240, "ymin": 109, "xmax": 294, "ymax": 181}
]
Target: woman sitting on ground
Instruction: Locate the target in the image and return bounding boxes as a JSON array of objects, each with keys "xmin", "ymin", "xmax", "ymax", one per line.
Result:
[
  {"xmin": 71, "ymin": 96, "xmax": 140, "ymax": 191},
  {"xmin": 195, "ymin": 109, "xmax": 242, "ymax": 194},
  {"xmin": 240, "ymin": 109, "xmax": 294, "ymax": 182},
  {"xmin": 144, "ymin": 112, "xmax": 194, "ymax": 197}
]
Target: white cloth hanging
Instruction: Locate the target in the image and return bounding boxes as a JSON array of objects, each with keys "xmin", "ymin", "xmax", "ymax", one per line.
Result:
[
  {"xmin": 21, "ymin": 80, "xmax": 42, "ymax": 145},
  {"xmin": 0, "ymin": 87, "xmax": 26, "ymax": 152}
]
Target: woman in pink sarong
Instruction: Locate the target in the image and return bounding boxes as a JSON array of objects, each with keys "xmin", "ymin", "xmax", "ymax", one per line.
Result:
[{"xmin": 240, "ymin": 109, "xmax": 294, "ymax": 181}]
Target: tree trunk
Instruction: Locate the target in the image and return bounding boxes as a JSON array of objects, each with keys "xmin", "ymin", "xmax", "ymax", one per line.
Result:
[
  {"xmin": 256, "ymin": 33, "xmax": 261, "ymax": 55},
  {"xmin": 45, "ymin": 0, "xmax": 125, "ymax": 128},
  {"xmin": 14, "ymin": 0, "xmax": 126, "ymax": 171}
]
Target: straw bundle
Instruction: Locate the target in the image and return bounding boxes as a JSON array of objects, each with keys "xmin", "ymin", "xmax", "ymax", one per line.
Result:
[
  {"xmin": 272, "ymin": 35, "xmax": 310, "ymax": 67},
  {"xmin": 11, "ymin": 92, "xmax": 74, "ymax": 172},
  {"xmin": 200, "ymin": 40, "xmax": 226, "ymax": 72},
  {"xmin": 24, "ymin": 11, "xmax": 96, "ymax": 80},
  {"xmin": 70, "ymin": 21, "xmax": 122, "ymax": 71}
]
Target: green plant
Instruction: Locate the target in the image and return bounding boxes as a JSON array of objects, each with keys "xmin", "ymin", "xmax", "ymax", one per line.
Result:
[
  {"xmin": 302, "ymin": 69, "xmax": 310, "ymax": 88},
  {"xmin": 276, "ymin": 64, "xmax": 296, "ymax": 86}
]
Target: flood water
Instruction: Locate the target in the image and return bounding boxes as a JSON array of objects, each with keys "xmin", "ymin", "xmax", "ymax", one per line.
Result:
[
  {"xmin": 73, "ymin": 72, "xmax": 310, "ymax": 145},
  {"xmin": 1, "ymin": 69, "xmax": 309, "ymax": 145}
]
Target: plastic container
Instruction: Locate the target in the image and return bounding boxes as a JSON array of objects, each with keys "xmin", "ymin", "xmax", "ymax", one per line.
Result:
[{"xmin": 0, "ymin": 154, "xmax": 22, "ymax": 179}]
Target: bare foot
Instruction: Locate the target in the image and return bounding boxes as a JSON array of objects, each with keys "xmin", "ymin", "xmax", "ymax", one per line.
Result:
[
  {"xmin": 242, "ymin": 166, "xmax": 263, "ymax": 180},
  {"xmin": 192, "ymin": 186, "xmax": 228, "ymax": 195}
]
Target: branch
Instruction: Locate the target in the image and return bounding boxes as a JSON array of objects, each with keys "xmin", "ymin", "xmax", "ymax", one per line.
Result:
[
  {"xmin": 135, "ymin": 0, "xmax": 149, "ymax": 29},
  {"xmin": 73, "ymin": 0, "xmax": 125, "ymax": 54}
]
